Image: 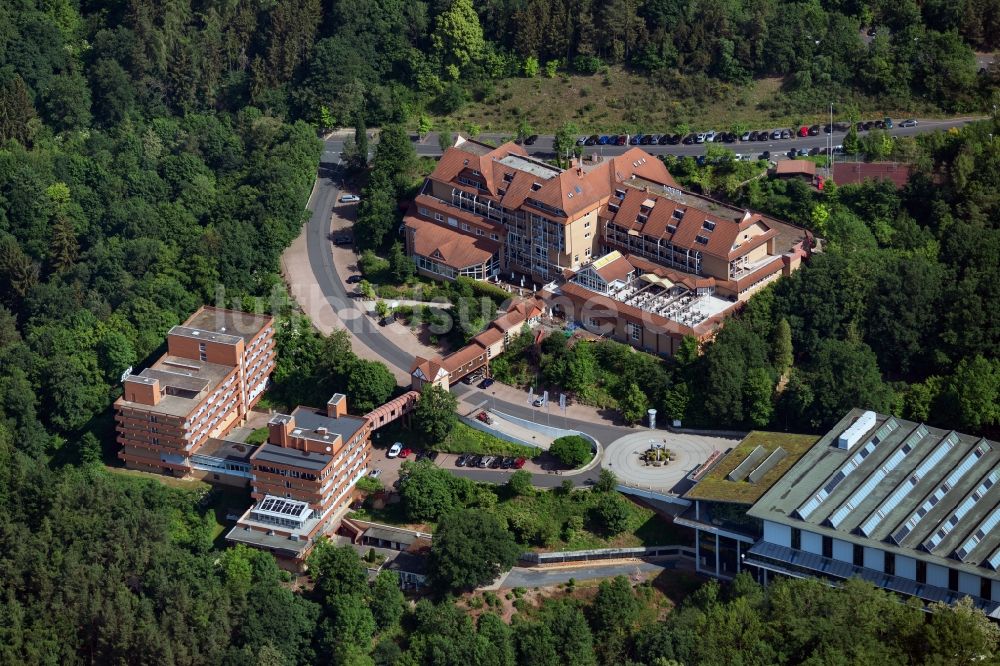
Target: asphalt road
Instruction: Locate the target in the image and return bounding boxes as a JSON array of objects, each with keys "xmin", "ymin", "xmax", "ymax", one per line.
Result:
[
  {"xmin": 307, "ymin": 149, "xmax": 634, "ymax": 462},
  {"xmin": 324, "ymin": 116, "xmax": 980, "ymax": 163}
]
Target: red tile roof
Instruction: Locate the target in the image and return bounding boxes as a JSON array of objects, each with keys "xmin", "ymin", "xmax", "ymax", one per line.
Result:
[
  {"xmin": 601, "ymin": 186, "xmax": 777, "ymax": 260},
  {"xmin": 441, "ymin": 342, "xmax": 488, "ymax": 373},
  {"xmin": 403, "ymin": 217, "xmax": 498, "ymax": 270}
]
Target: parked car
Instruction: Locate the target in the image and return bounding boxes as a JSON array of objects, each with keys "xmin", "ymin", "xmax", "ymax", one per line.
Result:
[
  {"xmin": 388, "ymin": 442, "xmax": 402, "ymax": 458},
  {"xmin": 863, "ymin": 121, "xmax": 874, "ymax": 130},
  {"xmin": 379, "ymin": 314, "xmax": 394, "ymax": 326},
  {"xmin": 514, "ymin": 457, "xmax": 527, "ymax": 469},
  {"xmin": 722, "ymin": 132, "xmax": 736, "ymax": 143},
  {"xmin": 779, "ymin": 130, "xmax": 790, "ymax": 139},
  {"xmin": 770, "ymin": 129, "xmax": 782, "ymax": 140},
  {"xmin": 586, "ymin": 134, "xmax": 600, "ymax": 145},
  {"xmin": 333, "ymin": 236, "xmax": 353, "ymax": 246},
  {"xmin": 576, "ymin": 136, "xmax": 588, "ymax": 145},
  {"xmin": 630, "ymin": 134, "xmax": 643, "ymax": 145},
  {"xmin": 704, "ymin": 130, "xmax": 717, "ymax": 142},
  {"xmin": 597, "ymin": 135, "xmax": 610, "ymax": 145},
  {"xmin": 369, "ymin": 468, "xmax": 382, "ymax": 479},
  {"xmin": 532, "ymin": 396, "xmax": 545, "ymax": 407},
  {"xmin": 658, "ymin": 134, "xmax": 671, "ymax": 145},
  {"xmin": 668, "ymin": 134, "xmax": 682, "ymax": 144},
  {"xmin": 524, "ymin": 135, "xmax": 539, "ymax": 145},
  {"xmin": 760, "ymin": 151, "xmax": 770, "ymax": 160},
  {"xmin": 456, "ymin": 454, "xmax": 468, "ymax": 467},
  {"xmin": 479, "ymin": 377, "xmax": 495, "ymax": 389},
  {"xmin": 489, "ymin": 457, "xmax": 502, "ymax": 469},
  {"xmin": 616, "ymin": 135, "xmax": 627, "ymax": 145},
  {"xmin": 741, "ymin": 131, "xmax": 752, "ymax": 141},
  {"xmin": 900, "ymin": 118, "xmax": 917, "ymax": 127},
  {"xmin": 809, "ymin": 146, "xmax": 820, "ymax": 155},
  {"xmin": 476, "ymin": 411, "xmax": 493, "ymax": 425},
  {"xmin": 883, "ymin": 117, "xmax": 894, "ymax": 129},
  {"xmin": 798, "ymin": 126, "xmax": 809, "ymax": 137},
  {"xmin": 463, "ymin": 373, "xmax": 482, "ymax": 385},
  {"xmin": 399, "ymin": 448, "xmax": 412, "ymax": 458},
  {"xmin": 756, "ymin": 130, "xmax": 768, "ymax": 140},
  {"xmin": 797, "ymin": 149, "xmax": 809, "ymax": 157},
  {"xmin": 478, "ymin": 456, "xmax": 493, "ymax": 468},
  {"xmin": 681, "ymin": 134, "xmax": 695, "ymax": 145},
  {"xmin": 695, "ymin": 133, "xmax": 706, "ymax": 143},
  {"xmin": 346, "ymin": 274, "xmax": 363, "ymax": 284},
  {"xmin": 339, "ymin": 194, "xmax": 361, "ymax": 203},
  {"xmin": 808, "ymin": 125, "xmax": 821, "ymax": 135},
  {"xmin": 501, "ymin": 457, "xmax": 515, "ymax": 469}
]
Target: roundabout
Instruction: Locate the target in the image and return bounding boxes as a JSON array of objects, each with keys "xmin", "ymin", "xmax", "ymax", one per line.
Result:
[{"xmin": 602, "ymin": 430, "xmax": 741, "ymax": 496}]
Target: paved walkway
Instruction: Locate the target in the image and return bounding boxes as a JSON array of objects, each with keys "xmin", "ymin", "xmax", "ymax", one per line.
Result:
[{"xmin": 603, "ymin": 430, "xmax": 741, "ymax": 495}]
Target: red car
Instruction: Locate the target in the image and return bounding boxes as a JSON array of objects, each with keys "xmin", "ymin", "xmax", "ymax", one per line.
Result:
[
  {"xmin": 400, "ymin": 448, "xmax": 412, "ymax": 458},
  {"xmin": 798, "ymin": 126, "xmax": 809, "ymax": 137},
  {"xmin": 514, "ymin": 457, "xmax": 527, "ymax": 469},
  {"xmin": 476, "ymin": 411, "xmax": 493, "ymax": 425}
]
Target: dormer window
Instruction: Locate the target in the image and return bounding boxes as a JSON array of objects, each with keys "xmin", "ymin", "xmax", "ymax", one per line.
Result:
[
  {"xmin": 614, "ymin": 189, "xmax": 626, "ymax": 199},
  {"xmin": 637, "ymin": 214, "xmax": 648, "ymax": 224},
  {"xmin": 608, "ymin": 203, "xmax": 620, "ymax": 213},
  {"xmin": 503, "ymin": 172, "xmax": 514, "ymax": 182},
  {"xmin": 667, "ymin": 224, "xmax": 677, "ymax": 234},
  {"xmin": 695, "ymin": 235, "xmax": 709, "ymax": 245},
  {"xmin": 672, "ymin": 209, "xmax": 684, "ymax": 220},
  {"xmin": 702, "ymin": 220, "xmax": 716, "ymax": 232},
  {"xmin": 531, "ymin": 182, "xmax": 542, "ymax": 191}
]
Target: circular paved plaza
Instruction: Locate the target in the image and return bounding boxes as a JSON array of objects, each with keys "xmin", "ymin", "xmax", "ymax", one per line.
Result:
[{"xmin": 602, "ymin": 430, "xmax": 741, "ymax": 494}]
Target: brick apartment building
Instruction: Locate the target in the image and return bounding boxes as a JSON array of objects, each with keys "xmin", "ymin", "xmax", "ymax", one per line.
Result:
[
  {"xmin": 115, "ymin": 306, "xmax": 275, "ymax": 476},
  {"xmin": 226, "ymin": 393, "xmax": 375, "ymax": 564},
  {"xmin": 405, "ymin": 136, "xmax": 808, "ymax": 356}
]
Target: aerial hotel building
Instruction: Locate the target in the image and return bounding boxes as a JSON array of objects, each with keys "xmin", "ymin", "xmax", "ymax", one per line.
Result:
[{"xmin": 114, "ymin": 306, "xmax": 275, "ymax": 477}]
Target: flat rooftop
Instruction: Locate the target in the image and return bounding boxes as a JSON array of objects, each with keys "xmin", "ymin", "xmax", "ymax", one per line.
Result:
[
  {"xmin": 195, "ymin": 437, "xmax": 256, "ymax": 463},
  {"xmin": 175, "ymin": 307, "xmax": 272, "ymax": 344},
  {"xmin": 119, "ymin": 355, "xmax": 234, "ymax": 418},
  {"xmin": 288, "ymin": 406, "xmax": 368, "ymax": 446},
  {"xmin": 685, "ymin": 431, "xmax": 821, "ymax": 504},
  {"xmin": 225, "ymin": 523, "xmax": 312, "ymax": 558},
  {"xmin": 253, "ymin": 443, "xmax": 331, "ymax": 471},
  {"xmin": 748, "ymin": 409, "xmax": 1000, "ymax": 579},
  {"xmin": 498, "ymin": 154, "xmax": 561, "ymax": 180}
]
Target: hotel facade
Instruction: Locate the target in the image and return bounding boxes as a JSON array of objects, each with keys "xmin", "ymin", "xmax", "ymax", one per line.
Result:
[{"xmin": 405, "ymin": 137, "xmax": 808, "ymax": 356}]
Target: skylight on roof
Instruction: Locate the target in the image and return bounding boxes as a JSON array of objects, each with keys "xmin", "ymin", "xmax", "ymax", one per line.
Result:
[{"xmin": 531, "ymin": 182, "xmax": 542, "ymax": 191}]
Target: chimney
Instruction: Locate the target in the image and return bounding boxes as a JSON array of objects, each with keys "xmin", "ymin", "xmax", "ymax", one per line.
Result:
[
  {"xmin": 268, "ymin": 414, "xmax": 294, "ymax": 446},
  {"xmin": 327, "ymin": 393, "xmax": 348, "ymax": 419}
]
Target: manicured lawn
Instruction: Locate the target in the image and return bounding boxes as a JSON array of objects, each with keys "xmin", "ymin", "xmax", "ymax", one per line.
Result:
[{"xmin": 436, "ymin": 422, "xmax": 540, "ymax": 458}]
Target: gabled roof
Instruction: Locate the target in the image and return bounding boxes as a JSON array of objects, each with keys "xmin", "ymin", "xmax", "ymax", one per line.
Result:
[
  {"xmin": 441, "ymin": 342, "xmax": 487, "ymax": 373},
  {"xmin": 591, "ymin": 251, "xmax": 634, "ymax": 283},
  {"xmin": 429, "ymin": 144, "xmax": 680, "ymax": 223},
  {"xmin": 410, "ymin": 356, "xmax": 446, "ymax": 381},
  {"xmin": 404, "ymin": 217, "xmax": 498, "ymax": 269},
  {"xmin": 602, "ymin": 186, "xmax": 777, "ymax": 260}
]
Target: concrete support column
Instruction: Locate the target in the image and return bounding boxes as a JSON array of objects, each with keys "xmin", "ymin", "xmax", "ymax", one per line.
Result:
[{"xmin": 715, "ymin": 533, "xmax": 721, "ymax": 577}]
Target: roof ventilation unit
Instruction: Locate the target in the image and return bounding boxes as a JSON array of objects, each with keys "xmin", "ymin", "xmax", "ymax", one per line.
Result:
[{"xmin": 837, "ymin": 410, "xmax": 877, "ymax": 450}]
